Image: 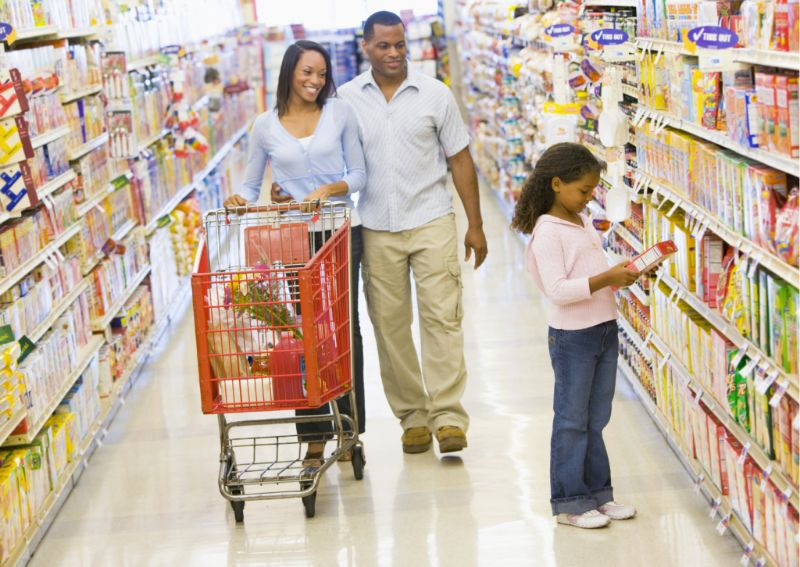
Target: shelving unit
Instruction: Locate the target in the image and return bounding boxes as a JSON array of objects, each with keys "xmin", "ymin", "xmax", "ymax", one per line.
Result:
[
  {"xmin": 656, "ymin": 269, "xmax": 799, "ymax": 403},
  {"xmin": 90, "ymin": 266, "xmax": 151, "ymax": 332},
  {"xmin": 67, "ymin": 132, "xmax": 109, "ymax": 161},
  {"xmin": 60, "ymin": 85, "xmax": 103, "ymax": 104},
  {"xmin": 635, "ymin": 109, "xmax": 800, "ymax": 177},
  {"xmin": 0, "ymin": 409, "xmax": 27, "ymax": 446},
  {"xmin": 0, "ymin": 222, "xmax": 82, "ymax": 297},
  {"xmin": 459, "ymin": 3, "xmax": 800, "ymax": 563},
  {"xmin": 635, "ymin": 38, "xmax": 800, "ymax": 72},
  {"xmin": 636, "ymin": 173, "xmax": 799, "ymax": 286},
  {"xmin": 33, "ymin": 170, "xmax": 77, "ymax": 201},
  {"xmin": 31, "ymin": 125, "xmax": 70, "ymax": 149},
  {"xmin": 4, "ymin": 336, "xmax": 104, "ymax": 446},
  {"xmin": 28, "ymin": 281, "xmax": 90, "ymax": 343}
]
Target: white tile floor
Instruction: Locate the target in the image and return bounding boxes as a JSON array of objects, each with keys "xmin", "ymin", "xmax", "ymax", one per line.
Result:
[{"xmin": 28, "ymin": 189, "xmax": 747, "ymax": 566}]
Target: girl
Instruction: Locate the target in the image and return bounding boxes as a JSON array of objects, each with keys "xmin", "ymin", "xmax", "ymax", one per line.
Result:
[
  {"xmin": 225, "ymin": 41, "xmax": 366, "ymax": 467},
  {"xmin": 512, "ymin": 143, "xmax": 641, "ymax": 529}
]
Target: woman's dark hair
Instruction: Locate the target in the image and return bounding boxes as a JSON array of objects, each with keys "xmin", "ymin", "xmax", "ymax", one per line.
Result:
[
  {"xmin": 511, "ymin": 143, "xmax": 606, "ymax": 234},
  {"xmin": 363, "ymin": 11, "xmax": 405, "ymax": 41},
  {"xmin": 276, "ymin": 40, "xmax": 336, "ymax": 117}
]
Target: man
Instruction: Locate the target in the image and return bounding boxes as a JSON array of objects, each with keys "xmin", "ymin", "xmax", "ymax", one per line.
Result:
[{"xmin": 338, "ymin": 11, "xmax": 488, "ymax": 455}]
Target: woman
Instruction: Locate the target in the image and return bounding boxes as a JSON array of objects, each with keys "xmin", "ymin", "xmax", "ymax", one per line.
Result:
[{"xmin": 225, "ymin": 40, "xmax": 366, "ymax": 467}]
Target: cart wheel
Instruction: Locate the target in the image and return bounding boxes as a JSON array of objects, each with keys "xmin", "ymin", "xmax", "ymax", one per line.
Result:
[
  {"xmin": 302, "ymin": 492, "xmax": 316, "ymax": 518},
  {"xmin": 351, "ymin": 445, "xmax": 365, "ymax": 480},
  {"xmin": 231, "ymin": 500, "xmax": 245, "ymax": 523}
]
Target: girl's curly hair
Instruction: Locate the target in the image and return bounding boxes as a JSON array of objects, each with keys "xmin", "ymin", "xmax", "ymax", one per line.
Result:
[{"xmin": 511, "ymin": 143, "xmax": 606, "ymax": 234}]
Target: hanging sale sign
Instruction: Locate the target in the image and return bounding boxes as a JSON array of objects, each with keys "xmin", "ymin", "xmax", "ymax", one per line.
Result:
[
  {"xmin": 544, "ymin": 24, "xmax": 576, "ymax": 52},
  {"xmin": 0, "ymin": 22, "xmax": 16, "ymax": 44},
  {"xmin": 585, "ymin": 29, "xmax": 633, "ymax": 59},
  {"xmin": 590, "ymin": 28, "xmax": 629, "ymax": 46},
  {"xmin": 684, "ymin": 26, "xmax": 742, "ymax": 71},
  {"xmin": 686, "ymin": 26, "xmax": 739, "ymax": 49}
]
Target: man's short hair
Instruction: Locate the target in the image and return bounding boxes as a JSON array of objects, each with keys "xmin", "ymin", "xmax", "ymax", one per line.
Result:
[{"xmin": 363, "ymin": 11, "xmax": 404, "ymax": 41}]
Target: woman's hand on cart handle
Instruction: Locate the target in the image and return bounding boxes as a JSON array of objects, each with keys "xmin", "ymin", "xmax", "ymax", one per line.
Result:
[{"xmin": 224, "ymin": 194, "xmax": 249, "ymax": 208}]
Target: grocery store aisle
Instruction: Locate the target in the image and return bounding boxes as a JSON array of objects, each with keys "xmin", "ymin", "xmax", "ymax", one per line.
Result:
[{"xmin": 29, "ymin": 187, "xmax": 746, "ymax": 567}]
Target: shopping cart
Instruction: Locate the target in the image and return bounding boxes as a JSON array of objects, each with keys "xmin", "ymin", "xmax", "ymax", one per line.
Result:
[{"xmin": 191, "ymin": 202, "xmax": 364, "ymax": 520}]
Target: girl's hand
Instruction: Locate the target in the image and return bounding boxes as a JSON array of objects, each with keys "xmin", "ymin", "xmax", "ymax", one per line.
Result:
[
  {"xmin": 224, "ymin": 194, "xmax": 248, "ymax": 208},
  {"xmin": 605, "ymin": 261, "xmax": 640, "ymax": 288}
]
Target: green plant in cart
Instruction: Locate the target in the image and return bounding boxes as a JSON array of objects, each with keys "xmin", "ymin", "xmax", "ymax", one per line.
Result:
[{"xmin": 230, "ymin": 269, "xmax": 302, "ymax": 340}]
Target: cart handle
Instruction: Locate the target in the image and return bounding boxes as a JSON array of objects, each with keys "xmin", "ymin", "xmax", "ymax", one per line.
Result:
[{"xmin": 222, "ymin": 200, "xmax": 350, "ymax": 215}]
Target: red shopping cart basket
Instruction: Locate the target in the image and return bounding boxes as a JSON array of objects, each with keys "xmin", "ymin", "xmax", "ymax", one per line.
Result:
[{"xmin": 191, "ymin": 203, "xmax": 352, "ymax": 414}]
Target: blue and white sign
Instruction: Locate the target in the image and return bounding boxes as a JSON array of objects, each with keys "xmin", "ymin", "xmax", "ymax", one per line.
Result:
[
  {"xmin": 687, "ymin": 26, "xmax": 738, "ymax": 49},
  {"xmin": 0, "ymin": 23, "xmax": 13, "ymax": 41},
  {"xmin": 545, "ymin": 24, "xmax": 575, "ymax": 38},
  {"xmin": 590, "ymin": 28, "xmax": 629, "ymax": 46}
]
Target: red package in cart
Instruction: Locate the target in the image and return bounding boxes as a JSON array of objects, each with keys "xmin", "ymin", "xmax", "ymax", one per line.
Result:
[{"xmin": 626, "ymin": 240, "xmax": 678, "ymax": 272}]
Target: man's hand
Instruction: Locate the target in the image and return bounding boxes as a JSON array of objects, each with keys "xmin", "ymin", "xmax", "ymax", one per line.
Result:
[
  {"xmin": 271, "ymin": 183, "xmax": 292, "ymax": 203},
  {"xmin": 224, "ymin": 194, "xmax": 248, "ymax": 208},
  {"xmin": 464, "ymin": 225, "xmax": 488, "ymax": 269}
]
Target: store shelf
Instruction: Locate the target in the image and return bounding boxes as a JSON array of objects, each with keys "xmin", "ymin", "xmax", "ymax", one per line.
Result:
[
  {"xmin": 29, "ymin": 281, "xmax": 90, "ymax": 343},
  {"xmin": 143, "ymin": 122, "xmax": 251, "ymax": 234},
  {"xmin": 618, "ymin": 315, "xmax": 649, "ymax": 354},
  {"xmin": 635, "ymin": 109, "xmax": 799, "ymax": 177},
  {"xmin": 583, "ymin": 0, "xmax": 638, "ymax": 7},
  {"xmin": 134, "ymin": 129, "xmax": 169, "ymax": 155},
  {"xmin": 635, "ymin": 37, "xmax": 800, "ymax": 72},
  {"xmin": 646, "ymin": 329, "xmax": 799, "ymax": 511},
  {"xmin": 627, "ymin": 281, "xmax": 650, "ymax": 306},
  {"xmin": 0, "ymin": 409, "xmax": 27, "ymax": 447},
  {"xmin": 0, "ymin": 326, "xmax": 158, "ymax": 567},
  {"xmin": 67, "ymin": 132, "xmax": 109, "ymax": 161},
  {"xmin": 127, "ymin": 54, "xmax": 161, "ymax": 72},
  {"xmin": 0, "ymin": 222, "xmax": 82, "ymax": 297},
  {"xmin": 33, "ymin": 170, "xmax": 77, "ymax": 201},
  {"xmin": 75, "ymin": 176, "xmax": 129, "ymax": 217},
  {"xmin": 90, "ymin": 267, "xmax": 151, "ymax": 332},
  {"xmin": 31, "ymin": 125, "xmax": 70, "ymax": 149},
  {"xmin": 57, "ymin": 27, "xmax": 108, "ymax": 40},
  {"xmin": 80, "ymin": 219, "xmax": 137, "ymax": 276},
  {"xmin": 9, "ymin": 25, "xmax": 59, "ymax": 42},
  {"xmin": 614, "ymin": 223, "xmax": 643, "ymax": 253},
  {"xmin": 617, "ymin": 358, "xmax": 779, "ymax": 567},
  {"xmin": 621, "ymin": 83, "xmax": 639, "ymax": 100},
  {"xmin": 657, "ymin": 270, "xmax": 799, "ymax": 404},
  {"xmin": 60, "ymin": 84, "xmax": 103, "ymax": 104},
  {"xmin": 4, "ymin": 336, "xmax": 104, "ymax": 447},
  {"xmin": 638, "ymin": 173, "xmax": 800, "ymax": 287}
]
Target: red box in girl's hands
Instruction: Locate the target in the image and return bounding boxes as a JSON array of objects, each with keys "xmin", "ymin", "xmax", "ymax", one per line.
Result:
[{"xmin": 626, "ymin": 240, "xmax": 678, "ymax": 272}]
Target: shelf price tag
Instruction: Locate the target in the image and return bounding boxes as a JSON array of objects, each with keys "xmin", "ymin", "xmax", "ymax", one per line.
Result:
[
  {"xmin": 769, "ymin": 380, "xmax": 789, "ymax": 408},
  {"xmin": 658, "ymin": 352, "xmax": 671, "ymax": 371},
  {"xmin": 740, "ymin": 355, "xmax": 761, "ymax": 377},
  {"xmin": 755, "ymin": 371, "xmax": 777, "ymax": 396},
  {"xmin": 747, "ymin": 253, "xmax": 762, "ymax": 279},
  {"xmin": 737, "ymin": 442, "xmax": 751, "ymax": 468},
  {"xmin": 759, "ymin": 465, "xmax": 772, "ymax": 491},
  {"xmin": 739, "ymin": 542, "xmax": 755, "ymax": 566},
  {"xmin": 716, "ymin": 513, "xmax": 730, "ymax": 535},
  {"xmin": 667, "ymin": 199, "xmax": 682, "ymax": 218},
  {"xmin": 642, "ymin": 331, "xmax": 653, "ymax": 349},
  {"xmin": 731, "ymin": 342, "xmax": 749, "ymax": 368},
  {"xmin": 694, "ymin": 387, "xmax": 703, "ymax": 406},
  {"xmin": 709, "ymin": 497, "xmax": 722, "ymax": 519},
  {"xmin": 693, "ymin": 473, "xmax": 704, "ymax": 494}
]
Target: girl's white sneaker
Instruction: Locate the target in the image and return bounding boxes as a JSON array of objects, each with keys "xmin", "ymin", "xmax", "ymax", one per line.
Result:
[
  {"xmin": 556, "ymin": 509, "xmax": 611, "ymax": 529},
  {"xmin": 599, "ymin": 501, "xmax": 637, "ymax": 520}
]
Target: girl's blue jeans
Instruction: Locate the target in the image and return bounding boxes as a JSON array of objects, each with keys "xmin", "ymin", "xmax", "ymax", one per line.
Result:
[{"xmin": 548, "ymin": 320, "xmax": 618, "ymax": 516}]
